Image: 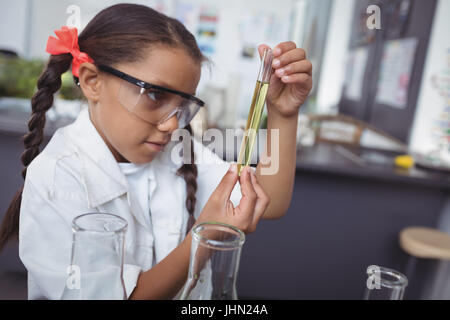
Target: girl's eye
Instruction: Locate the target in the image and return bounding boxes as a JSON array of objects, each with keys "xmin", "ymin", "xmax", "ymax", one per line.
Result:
[{"xmin": 146, "ymin": 90, "xmax": 164, "ymax": 101}]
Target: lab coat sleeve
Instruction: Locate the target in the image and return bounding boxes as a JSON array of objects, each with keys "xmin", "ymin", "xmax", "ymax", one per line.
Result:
[
  {"xmin": 19, "ymin": 176, "xmax": 76, "ymax": 300},
  {"xmin": 19, "ymin": 156, "xmax": 142, "ymax": 300}
]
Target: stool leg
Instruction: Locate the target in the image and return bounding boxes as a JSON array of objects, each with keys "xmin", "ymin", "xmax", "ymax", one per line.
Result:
[
  {"xmin": 404, "ymin": 256, "xmax": 417, "ymax": 281},
  {"xmin": 428, "ymin": 260, "xmax": 450, "ymax": 300},
  {"xmin": 403, "ymin": 256, "xmax": 418, "ymax": 300},
  {"xmin": 441, "ymin": 261, "xmax": 450, "ymax": 299}
]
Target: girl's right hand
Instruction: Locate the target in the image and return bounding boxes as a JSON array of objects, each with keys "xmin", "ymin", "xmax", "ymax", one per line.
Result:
[{"xmin": 194, "ymin": 164, "xmax": 270, "ymax": 234}]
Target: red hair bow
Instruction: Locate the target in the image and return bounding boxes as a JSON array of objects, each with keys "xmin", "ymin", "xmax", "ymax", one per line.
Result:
[{"xmin": 45, "ymin": 26, "xmax": 93, "ymax": 78}]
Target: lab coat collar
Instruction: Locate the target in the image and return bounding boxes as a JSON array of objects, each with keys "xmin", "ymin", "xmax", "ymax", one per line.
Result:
[
  {"xmin": 64, "ymin": 108, "xmax": 184, "ymax": 209},
  {"xmin": 64, "ymin": 107, "xmax": 128, "ymax": 208}
]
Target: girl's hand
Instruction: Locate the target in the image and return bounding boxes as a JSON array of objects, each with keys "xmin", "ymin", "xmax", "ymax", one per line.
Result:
[
  {"xmin": 258, "ymin": 42, "xmax": 313, "ymax": 118},
  {"xmin": 194, "ymin": 164, "xmax": 270, "ymax": 234}
]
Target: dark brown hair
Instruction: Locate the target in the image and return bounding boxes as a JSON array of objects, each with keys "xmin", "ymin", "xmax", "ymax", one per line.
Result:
[{"xmin": 0, "ymin": 3, "xmax": 206, "ymax": 250}]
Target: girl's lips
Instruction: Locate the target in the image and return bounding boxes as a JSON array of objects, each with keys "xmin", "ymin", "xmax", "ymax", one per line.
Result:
[{"xmin": 145, "ymin": 141, "xmax": 166, "ymax": 151}]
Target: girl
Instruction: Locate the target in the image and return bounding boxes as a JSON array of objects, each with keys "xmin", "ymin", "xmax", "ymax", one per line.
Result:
[{"xmin": 0, "ymin": 3, "xmax": 312, "ymax": 300}]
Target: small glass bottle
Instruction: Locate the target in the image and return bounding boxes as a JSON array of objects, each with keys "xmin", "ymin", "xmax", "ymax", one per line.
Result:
[
  {"xmin": 364, "ymin": 265, "xmax": 408, "ymax": 300},
  {"xmin": 180, "ymin": 222, "xmax": 245, "ymax": 300},
  {"xmin": 61, "ymin": 213, "xmax": 128, "ymax": 300}
]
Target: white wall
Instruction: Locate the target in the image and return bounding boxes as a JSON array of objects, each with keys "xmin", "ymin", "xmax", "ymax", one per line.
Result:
[
  {"xmin": 316, "ymin": 0, "xmax": 355, "ymax": 114},
  {"xmin": 28, "ymin": 0, "xmax": 156, "ymax": 58},
  {"xmin": 0, "ymin": 0, "xmax": 29, "ymax": 56},
  {"xmin": 409, "ymin": 0, "xmax": 450, "ymax": 161},
  {"xmin": 1, "ymin": 0, "xmax": 294, "ymax": 127},
  {"xmin": 5, "ymin": 0, "xmax": 291, "ymax": 79}
]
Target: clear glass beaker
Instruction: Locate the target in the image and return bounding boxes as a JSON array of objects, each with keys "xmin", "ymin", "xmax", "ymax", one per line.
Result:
[
  {"xmin": 180, "ymin": 222, "xmax": 245, "ymax": 300},
  {"xmin": 61, "ymin": 213, "xmax": 128, "ymax": 300},
  {"xmin": 364, "ymin": 265, "xmax": 408, "ymax": 300}
]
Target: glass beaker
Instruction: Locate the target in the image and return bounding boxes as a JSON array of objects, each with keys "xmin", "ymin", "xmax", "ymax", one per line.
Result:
[
  {"xmin": 61, "ymin": 213, "xmax": 128, "ymax": 300},
  {"xmin": 364, "ymin": 265, "xmax": 408, "ymax": 300},
  {"xmin": 180, "ymin": 222, "xmax": 245, "ymax": 300}
]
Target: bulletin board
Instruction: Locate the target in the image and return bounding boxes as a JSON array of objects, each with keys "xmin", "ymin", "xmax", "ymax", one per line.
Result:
[
  {"xmin": 339, "ymin": 0, "xmax": 438, "ymax": 143},
  {"xmin": 367, "ymin": 0, "xmax": 437, "ymax": 143},
  {"xmin": 375, "ymin": 38, "xmax": 418, "ymax": 109}
]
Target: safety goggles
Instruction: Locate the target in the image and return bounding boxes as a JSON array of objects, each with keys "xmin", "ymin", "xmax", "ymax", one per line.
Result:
[{"xmin": 98, "ymin": 65, "xmax": 204, "ymax": 128}]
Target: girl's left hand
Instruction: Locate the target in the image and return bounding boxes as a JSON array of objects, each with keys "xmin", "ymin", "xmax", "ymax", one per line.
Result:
[{"xmin": 258, "ymin": 42, "xmax": 313, "ymax": 118}]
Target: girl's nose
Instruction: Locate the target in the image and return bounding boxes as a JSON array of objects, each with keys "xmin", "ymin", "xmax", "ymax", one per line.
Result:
[{"xmin": 157, "ymin": 112, "xmax": 179, "ymax": 133}]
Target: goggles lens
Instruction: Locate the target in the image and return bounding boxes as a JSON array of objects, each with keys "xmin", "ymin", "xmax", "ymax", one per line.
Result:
[{"xmin": 117, "ymin": 76, "xmax": 201, "ymax": 128}]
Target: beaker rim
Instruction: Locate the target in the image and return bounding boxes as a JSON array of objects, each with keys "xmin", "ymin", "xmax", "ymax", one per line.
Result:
[
  {"xmin": 192, "ymin": 222, "xmax": 245, "ymax": 250},
  {"xmin": 367, "ymin": 265, "xmax": 408, "ymax": 288},
  {"xmin": 72, "ymin": 213, "xmax": 128, "ymax": 234}
]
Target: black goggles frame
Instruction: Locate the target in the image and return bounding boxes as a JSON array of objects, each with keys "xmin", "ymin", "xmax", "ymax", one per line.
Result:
[{"xmin": 96, "ymin": 64, "xmax": 205, "ymax": 108}]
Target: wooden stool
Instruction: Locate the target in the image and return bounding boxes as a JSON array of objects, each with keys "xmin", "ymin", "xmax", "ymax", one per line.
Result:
[{"xmin": 399, "ymin": 227, "xmax": 450, "ymax": 299}]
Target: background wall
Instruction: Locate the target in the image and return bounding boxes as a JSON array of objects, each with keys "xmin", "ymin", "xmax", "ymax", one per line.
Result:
[
  {"xmin": 0, "ymin": 0, "xmax": 295, "ymax": 129},
  {"xmin": 0, "ymin": 0, "xmax": 29, "ymax": 57},
  {"xmin": 316, "ymin": 0, "xmax": 356, "ymax": 114},
  {"xmin": 2, "ymin": 0, "xmax": 449, "ymax": 155}
]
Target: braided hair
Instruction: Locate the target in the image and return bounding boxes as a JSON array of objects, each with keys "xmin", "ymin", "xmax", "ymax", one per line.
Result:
[{"xmin": 0, "ymin": 4, "xmax": 206, "ymax": 250}]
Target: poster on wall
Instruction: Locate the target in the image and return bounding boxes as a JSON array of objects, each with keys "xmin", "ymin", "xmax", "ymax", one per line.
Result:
[
  {"xmin": 375, "ymin": 38, "xmax": 418, "ymax": 109},
  {"xmin": 409, "ymin": 0, "xmax": 450, "ymax": 164},
  {"xmin": 430, "ymin": 47, "xmax": 450, "ymax": 154},
  {"xmin": 196, "ymin": 6, "xmax": 219, "ymax": 57}
]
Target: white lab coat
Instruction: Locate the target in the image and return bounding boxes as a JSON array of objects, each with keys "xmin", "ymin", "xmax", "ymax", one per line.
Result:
[{"xmin": 19, "ymin": 107, "xmax": 242, "ymax": 300}]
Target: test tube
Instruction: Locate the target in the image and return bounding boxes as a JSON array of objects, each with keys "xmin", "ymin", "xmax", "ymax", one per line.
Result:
[{"xmin": 237, "ymin": 48, "xmax": 274, "ymax": 176}]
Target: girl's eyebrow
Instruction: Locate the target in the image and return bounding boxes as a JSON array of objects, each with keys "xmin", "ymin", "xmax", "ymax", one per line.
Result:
[{"xmin": 143, "ymin": 76, "xmax": 197, "ymax": 96}]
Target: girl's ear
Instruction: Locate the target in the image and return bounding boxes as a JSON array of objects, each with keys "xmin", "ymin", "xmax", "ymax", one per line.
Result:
[{"xmin": 78, "ymin": 63, "xmax": 102, "ymax": 102}]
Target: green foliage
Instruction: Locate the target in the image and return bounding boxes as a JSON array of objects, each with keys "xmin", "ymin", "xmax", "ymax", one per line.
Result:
[
  {"xmin": 0, "ymin": 56, "xmax": 44, "ymax": 98},
  {"xmin": 59, "ymin": 71, "xmax": 83, "ymax": 100},
  {"xmin": 0, "ymin": 56, "xmax": 81, "ymax": 100}
]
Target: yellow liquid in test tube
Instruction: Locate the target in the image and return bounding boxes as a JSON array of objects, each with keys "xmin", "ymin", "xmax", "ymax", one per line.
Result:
[
  {"xmin": 237, "ymin": 81, "xmax": 269, "ymax": 175},
  {"xmin": 237, "ymin": 49, "xmax": 273, "ymax": 176}
]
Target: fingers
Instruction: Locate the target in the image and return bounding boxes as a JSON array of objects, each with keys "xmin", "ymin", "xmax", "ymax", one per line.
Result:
[
  {"xmin": 275, "ymin": 60, "xmax": 313, "ymax": 78},
  {"xmin": 249, "ymin": 169, "xmax": 270, "ymax": 226},
  {"xmin": 211, "ymin": 163, "xmax": 239, "ymax": 203},
  {"xmin": 279, "ymin": 73, "xmax": 313, "ymax": 86},
  {"xmin": 271, "ymin": 43, "xmax": 312, "ymax": 88},
  {"xmin": 273, "ymin": 47, "xmax": 306, "ymax": 69},
  {"xmin": 236, "ymin": 166, "xmax": 257, "ymax": 216},
  {"xmin": 273, "ymin": 41, "xmax": 297, "ymax": 57},
  {"xmin": 239, "ymin": 166, "xmax": 257, "ymax": 201}
]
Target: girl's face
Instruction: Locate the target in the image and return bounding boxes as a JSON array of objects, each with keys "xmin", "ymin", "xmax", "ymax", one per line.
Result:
[{"xmin": 91, "ymin": 46, "xmax": 201, "ymax": 164}]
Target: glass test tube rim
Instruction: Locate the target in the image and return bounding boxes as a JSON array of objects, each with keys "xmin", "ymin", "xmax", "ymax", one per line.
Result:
[{"xmin": 258, "ymin": 48, "xmax": 274, "ymax": 83}]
